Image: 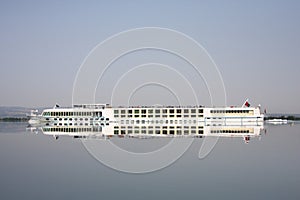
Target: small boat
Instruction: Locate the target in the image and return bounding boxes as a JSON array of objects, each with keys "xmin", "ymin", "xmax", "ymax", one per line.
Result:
[
  {"xmin": 265, "ymin": 119, "xmax": 288, "ymax": 125},
  {"xmin": 27, "ymin": 110, "xmax": 44, "ymax": 125}
]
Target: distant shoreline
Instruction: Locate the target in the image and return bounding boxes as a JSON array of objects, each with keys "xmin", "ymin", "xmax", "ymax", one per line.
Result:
[
  {"xmin": 264, "ymin": 115, "xmax": 300, "ymax": 121},
  {"xmin": 0, "ymin": 117, "xmax": 29, "ymax": 122}
]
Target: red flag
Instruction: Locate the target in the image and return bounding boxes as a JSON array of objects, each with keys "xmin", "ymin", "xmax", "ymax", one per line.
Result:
[{"xmin": 244, "ymin": 101, "xmax": 250, "ymax": 107}]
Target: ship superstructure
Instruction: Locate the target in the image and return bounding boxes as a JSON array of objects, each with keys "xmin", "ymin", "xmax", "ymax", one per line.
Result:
[{"xmin": 34, "ymin": 103, "xmax": 264, "ymax": 137}]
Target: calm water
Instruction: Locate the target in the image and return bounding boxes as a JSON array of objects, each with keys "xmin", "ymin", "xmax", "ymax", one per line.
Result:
[{"xmin": 0, "ymin": 122, "xmax": 299, "ymax": 200}]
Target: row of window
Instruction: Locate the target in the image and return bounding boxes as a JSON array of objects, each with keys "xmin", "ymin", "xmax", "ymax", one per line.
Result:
[
  {"xmin": 114, "ymin": 126, "xmax": 203, "ymax": 130},
  {"xmin": 114, "ymin": 129, "xmax": 204, "ymax": 135},
  {"xmin": 211, "ymin": 129, "xmax": 251, "ymax": 133},
  {"xmin": 43, "ymin": 127, "xmax": 93, "ymax": 132},
  {"xmin": 52, "ymin": 122, "xmax": 109, "ymax": 126},
  {"xmin": 114, "ymin": 114, "xmax": 204, "ymax": 118},
  {"xmin": 53, "ymin": 118, "xmax": 91, "ymax": 121},
  {"xmin": 210, "ymin": 110, "xmax": 251, "ymax": 114},
  {"xmin": 51, "ymin": 117, "xmax": 109, "ymax": 121},
  {"xmin": 119, "ymin": 119, "xmax": 198, "ymax": 124},
  {"xmin": 114, "ymin": 108, "xmax": 203, "ymax": 114},
  {"xmin": 43, "ymin": 111, "xmax": 102, "ymax": 117},
  {"xmin": 53, "ymin": 122, "xmax": 92, "ymax": 126}
]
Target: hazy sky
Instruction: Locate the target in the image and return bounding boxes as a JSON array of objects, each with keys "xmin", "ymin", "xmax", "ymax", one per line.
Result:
[{"xmin": 0, "ymin": 0, "xmax": 299, "ymax": 113}]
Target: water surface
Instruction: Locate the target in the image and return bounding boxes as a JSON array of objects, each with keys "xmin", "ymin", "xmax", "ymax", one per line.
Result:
[{"xmin": 0, "ymin": 122, "xmax": 299, "ymax": 200}]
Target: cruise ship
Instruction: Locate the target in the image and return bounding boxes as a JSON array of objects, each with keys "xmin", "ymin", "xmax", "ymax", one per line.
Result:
[{"xmin": 31, "ymin": 101, "xmax": 264, "ymax": 137}]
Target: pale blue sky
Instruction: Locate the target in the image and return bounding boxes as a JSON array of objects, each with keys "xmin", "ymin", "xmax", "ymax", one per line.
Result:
[{"xmin": 0, "ymin": 0, "xmax": 299, "ymax": 113}]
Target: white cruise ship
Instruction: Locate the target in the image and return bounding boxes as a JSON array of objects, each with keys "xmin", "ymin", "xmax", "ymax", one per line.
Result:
[{"xmin": 32, "ymin": 101, "xmax": 264, "ymax": 137}]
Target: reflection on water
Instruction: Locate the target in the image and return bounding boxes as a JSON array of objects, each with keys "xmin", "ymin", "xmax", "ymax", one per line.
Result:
[
  {"xmin": 27, "ymin": 123, "xmax": 265, "ymax": 173},
  {"xmin": 28, "ymin": 123, "xmax": 265, "ymax": 144}
]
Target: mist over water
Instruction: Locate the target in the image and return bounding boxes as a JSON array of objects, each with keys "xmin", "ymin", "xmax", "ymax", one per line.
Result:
[{"xmin": 0, "ymin": 122, "xmax": 299, "ymax": 200}]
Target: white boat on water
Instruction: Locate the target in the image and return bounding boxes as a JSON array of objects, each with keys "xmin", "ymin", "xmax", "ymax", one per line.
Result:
[
  {"xmin": 27, "ymin": 109, "xmax": 44, "ymax": 125},
  {"xmin": 265, "ymin": 119, "xmax": 288, "ymax": 125},
  {"xmin": 28, "ymin": 100, "xmax": 264, "ymax": 136}
]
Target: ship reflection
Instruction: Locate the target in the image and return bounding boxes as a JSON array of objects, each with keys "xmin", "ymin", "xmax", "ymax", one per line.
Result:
[{"xmin": 29, "ymin": 123, "xmax": 265, "ymax": 144}]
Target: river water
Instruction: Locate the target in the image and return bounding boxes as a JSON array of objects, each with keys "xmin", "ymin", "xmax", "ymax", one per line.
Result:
[{"xmin": 0, "ymin": 122, "xmax": 299, "ymax": 200}]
